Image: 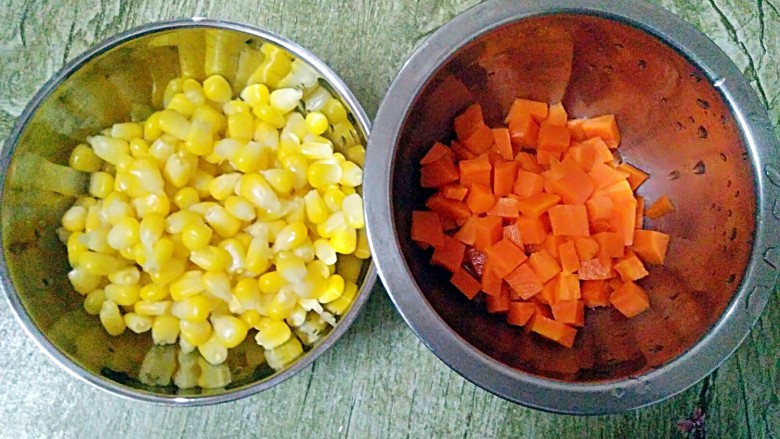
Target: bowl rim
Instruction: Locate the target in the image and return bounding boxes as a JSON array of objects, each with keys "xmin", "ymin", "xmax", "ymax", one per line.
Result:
[
  {"xmin": 0, "ymin": 18, "xmax": 376, "ymax": 406},
  {"xmin": 365, "ymin": 0, "xmax": 780, "ymax": 415}
]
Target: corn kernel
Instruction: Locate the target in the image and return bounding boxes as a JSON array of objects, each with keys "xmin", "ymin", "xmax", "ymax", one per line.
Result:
[
  {"xmin": 355, "ymin": 228, "xmax": 370, "ymax": 259},
  {"xmin": 342, "ymin": 193, "xmax": 365, "ymax": 229},
  {"xmin": 111, "ymin": 122, "xmax": 143, "ymax": 141},
  {"xmin": 318, "ymin": 211, "xmax": 347, "ymax": 238},
  {"xmin": 193, "ymin": 105, "xmax": 227, "ymax": 134},
  {"xmin": 152, "ymin": 315, "xmax": 180, "ymax": 345},
  {"xmin": 149, "ymin": 138, "xmax": 175, "ymax": 167},
  {"xmin": 101, "ymin": 194, "xmax": 134, "ymax": 225},
  {"xmin": 106, "ymin": 217, "xmax": 140, "ymax": 250},
  {"xmin": 68, "ymin": 266, "xmax": 101, "ymax": 295},
  {"xmin": 129, "ymin": 138, "xmax": 149, "ymax": 158},
  {"xmin": 186, "ymin": 119, "xmax": 214, "ymax": 156},
  {"xmin": 282, "ymin": 154, "xmax": 308, "ymax": 190},
  {"xmin": 240, "ymin": 309, "xmax": 262, "ymax": 328},
  {"xmin": 319, "ymin": 274, "xmax": 345, "ymax": 304},
  {"xmin": 221, "ymin": 196, "xmax": 255, "ymax": 223},
  {"xmin": 158, "ymin": 109, "xmax": 191, "ymax": 141},
  {"xmin": 253, "ymin": 104, "xmax": 285, "ymax": 129},
  {"xmin": 307, "ymin": 161, "xmax": 342, "ymax": 189},
  {"xmin": 88, "ymin": 135, "xmax": 131, "ymax": 166},
  {"xmin": 84, "ymin": 289, "xmax": 106, "ymax": 315},
  {"xmin": 190, "ymin": 246, "xmax": 231, "ymax": 272},
  {"xmin": 89, "ymin": 172, "xmax": 114, "ymax": 199},
  {"xmin": 227, "ymin": 112, "xmax": 254, "ymax": 140},
  {"xmin": 124, "ymin": 312, "xmax": 153, "ymax": 333},
  {"xmin": 165, "ymin": 210, "xmax": 200, "ymax": 234},
  {"xmin": 234, "ymin": 277, "xmax": 261, "ymax": 309},
  {"xmin": 265, "ymin": 337, "xmax": 303, "ymax": 370},
  {"xmin": 261, "ymin": 169, "xmax": 294, "ymax": 194},
  {"xmin": 233, "ymin": 141, "xmax": 268, "ymax": 174},
  {"xmin": 211, "ymin": 314, "xmax": 249, "ymax": 348},
  {"xmin": 132, "ymin": 192, "xmax": 171, "ymax": 218},
  {"xmin": 134, "ymin": 300, "xmax": 172, "ymax": 316},
  {"xmin": 75, "ymin": 196, "xmax": 98, "ymax": 208},
  {"xmin": 326, "ymin": 280, "xmax": 358, "ymax": 315},
  {"xmin": 166, "ymin": 93, "xmax": 196, "ymax": 118},
  {"xmin": 163, "ymin": 152, "xmax": 194, "ymax": 187},
  {"xmin": 100, "ymin": 300, "xmax": 126, "ymax": 336},
  {"xmin": 254, "ymin": 319, "xmax": 291, "ymax": 349},
  {"xmin": 182, "ymin": 78, "xmax": 206, "ymax": 106},
  {"xmin": 78, "ymin": 252, "xmax": 124, "ymax": 276},
  {"xmin": 240, "ymin": 83, "xmax": 270, "ymax": 107},
  {"xmin": 286, "ymin": 305, "xmax": 307, "ymax": 327},
  {"xmin": 180, "ymin": 319, "xmax": 213, "ymax": 346},
  {"xmin": 305, "ymin": 112, "xmax": 329, "ymax": 136},
  {"xmin": 172, "ymin": 294, "xmax": 212, "ymax": 323},
  {"xmin": 204, "ymin": 205, "xmax": 242, "ymax": 238},
  {"xmin": 340, "ymin": 161, "xmax": 363, "ymax": 187},
  {"xmin": 62, "ymin": 205, "xmax": 87, "ymax": 232},
  {"xmin": 223, "ymin": 99, "xmax": 250, "ymax": 116},
  {"xmin": 345, "ymin": 144, "xmax": 365, "ymax": 167},
  {"xmin": 172, "ymin": 187, "xmax": 199, "ymax": 210},
  {"xmin": 301, "ymin": 138, "xmax": 334, "ymax": 160},
  {"xmin": 203, "ymin": 75, "xmax": 232, "ymax": 103},
  {"xmin": 322, "ymin": 98, "xmax": 348, "ymax": 124},
  {"xmin": 170, "ymin": 270, "xmax": 205, "ymax": 301},
  {"xmin": 313, "ymin": 238, "xmax": 337, "ymax": 265},
  {"xmin": 108, "ymin": 266, "xmax": 141, "ymax": 286},
  {"xmin": 181, "ymin": 221, "xmax": 213, "ymax": 251},
  {"xmin": 258, "ymin": 271, "xmax": 286, "ymax": 295},
  {"xmin": 202, "ymin": 270, "xmax": 232, "ymax": 303},
  {"xmin": 145, "ymin": 237, "xmax": 175, "ymax": 273},
  {"xmin": 330, "ymin": 227, "xmax": 357, "ymax": 254},
  {"xmin": 69, "ymin": 144, "xmax": 103, "ymax": 172},
  {"xmin": 144, "ymin": 111, "xmax": 163, "ymax": 142},
  {"xmin": 190, "ymin": 170, "xmax": 215, "ymax": 198},
  {"xmin": 292, "ymin": 269, "xmax": 326, "ymax": 299},
  {"xmin": 239, "ymin": 174, "xmax": 281, "ymax": 213},
  {"xmin": 270, "ymin": 88, "xmax": 303, "ymax": 114},
  {"xmin": 276, "ymin": 254, "xmax": 307, "ymax": 283},
  {"xmin": 254, "ymin": 121, "xmax": 280, "ymax": 149},
  {"xmin": 105, "ymin": 283, "xmax": 141, "ymax": 306},
  {"xmin": 209, "ymin": 173, "xmax": 241, "ymax": 201},
  {"xmin": 198, "ymin": 333, "xmax": 228, "ymax": 365},
  {"xmin": 140, "ymin": 283, "xmax": 169, "ymax": 302},
  {"xmin": 273, "ymin": 221, "xmax": 308, "ymax": 252},
  {"xmin": 219, "ymin": 238, "xmax": 247, "ymax": 274},
  {"xmin": 246, "ymin": 236, "xmax": 272, "ymax": 274}
]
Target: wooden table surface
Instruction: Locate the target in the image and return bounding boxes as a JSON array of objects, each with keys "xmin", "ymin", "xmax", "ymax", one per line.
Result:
[{"xmin": 0, "ymin": 1, "xmax": 777, "ymax": 438}]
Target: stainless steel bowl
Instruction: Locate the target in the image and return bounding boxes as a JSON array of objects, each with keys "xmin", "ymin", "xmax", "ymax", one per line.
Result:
[
  {"xmin": 365, "ymin": 0, "xmax": 779, "ymax": 414},
  {"xmin": 0, "ymin": 19, "xmax": 375, "ymax": 405}
]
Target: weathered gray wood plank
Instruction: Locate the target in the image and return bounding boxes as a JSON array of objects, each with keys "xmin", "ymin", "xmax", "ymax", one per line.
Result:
[{"xmin": 0, "ymin": 0, "xmax": 777, "ymax": 438}]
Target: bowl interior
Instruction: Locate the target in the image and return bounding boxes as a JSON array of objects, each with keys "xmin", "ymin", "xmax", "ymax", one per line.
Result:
[
  {"xmin": 393, "ymin": 14, "xmax": 755, "ymax": 381},
  {"xmin": 1, "ymin": 24, "xmax": 372, "ymax": 400}
]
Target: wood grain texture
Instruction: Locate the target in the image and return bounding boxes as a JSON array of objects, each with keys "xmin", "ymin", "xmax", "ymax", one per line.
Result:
[{"xmin": 0, "ymin": 0, "xmax": 777, "ymax": 438}]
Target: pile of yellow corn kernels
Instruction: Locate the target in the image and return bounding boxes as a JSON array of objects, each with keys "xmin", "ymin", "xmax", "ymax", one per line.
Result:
[{"xmin": 58, "ymin": 43, "xmax": 368, "ymax": 387}]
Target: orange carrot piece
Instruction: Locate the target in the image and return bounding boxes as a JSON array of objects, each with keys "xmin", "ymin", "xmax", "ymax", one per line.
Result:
[
  {"xmin": 617, "ymin": 162, "xmax": 649, "ymax": 190},
  {"xmin": 551, "ymin": 300, "xmax": 585, "ymax": 327},
  {"xmin": 486, "ymin": 288, "xmax": 511, "ymax": 313},
  {"xmin": 508, "ymin": 112, "xmax": 540, "ymax": 149},
  {"xmin": 528, "ymin": 249, "xmax": 561, "ymax": 283},
  {"xmin": 466, "ymin": 184, "xmax": 496, "ymax": 214},
  {"xmin": 426, "ymin": 193, "xmax": 471, "ymax": 222},
  {"xmin": 546, "ymin": 102, "xmax": 568, "ymax": 126},
  {"xmin": 505, "ymin": 98, "xmax": 549, "ymax": 123},
  {"xmin": 431, "ymin": 235, "xmax": 466, "ymax": 273},
  {"xmin": 607, "ymin": 278, "xmax": 623, "ymax": 291},
  {"xmin": 492, "ymin": 128, "xmax": 514, "ymax": 160},
  {"xmin": 411, "ymin": 210, "xmax": 444, "ymax": 247},
  {"xmin": 536, "ymin": 150, "xmax": 562, "ymax": 166},
  {"xmin": 459, "ymin": 154, "xmax": 492, "ymax": 188},
  {"xmin": 450, "ymin": 140, "xmax": 476, "ymax": 161},
  {"xmin": 440, "ymin": 215, "xmax": 459, "ymax": 231},
  {"xmin": 420, "ymin": 155, "xmax": 459, "ymax": 188},
  {"xmin": 451, "ymin": 268, "xmax": 482, "ymax": 300},
  {"xmin": 578, "ymin": 137, "xmax": 614, "ymax": 164},
  {"xmin": 592, "ymin": 231, "xmax": 625, "ymax": 259},
  {"xmin": 610, "ymin": 200, "xmax": 638, "ymax": 246},
  {"xmin": 486, "ymin": 197, "xmax": 520, "ymax": 218},
  {"xmin": 441, "ymin": 183, "xmax": 469, "ymax": 201},
  {"xmin": 545, "ymin": 158, "xmax": 595, "ymax": 204},
  {"xmin": 586, "ymin": 194, "xmax": 614, "ymax": 224},
  {"xmin": 581, "ymin": 280, "xmax": 612, "ymax": 308},
  {"xmin": 505, "ymin": 263, "xmax": 544, "ymax": 300},
  {"xmin": 485, "ymin": 238, "xmax": 528, "ymax": 277},
  {"xmin": 542, "ymin": 235, "xmax": 565, "ymax": 259},
  {"xmin": 548, "ymin": 205, "xmax": 590, "ymax": 237},
  {"xmin": 528, "ymin": 314, "xmax": 577, "ymax": 348},
  {"xmin": 645, "ymin": 195, "xmax": 675, "ymax": 219},
  {"xmin": 556, "ymin": 273, "xmax": 582, "ymax": 301},
  {"xmin": 635, "ymin": 196, "xmax": 645, "ymax": 229},
  {"xmin": 516, "ymin": 193, "xmax": 561, "ymax": 217},
  {"xmin": 538, "ymin": 122, "xmax": 571, "ymax": 153},
  {"xmin": 614, "ymin": 249, "xmax": 649, "ymax": 282},
  {"xmin": 454, "ymin": 103, "xmax": 485, "ymax": 141},
  {"xmin": 601, "ymin": 180, "xmax": 635, "ymax": 206},
  {"xmin": 453, "ymin": 216, "xmax": 478, "ymax": 245},
  {"xmin": 632, "ymin": 229, "xmax": 670, "ymax": 264},
  {"xmin": 610, "ymin": 281, "xmax": 650, "ymax": 318},
  {"xmin": 481, "ymin": 264, "xmax": 504, "ymax": 297},
  {"xmin": 516, "ymin": 214, "xmax": 548, "ymax": 245},
  {"xmin": 573, "ymin": 236, "xmax": 599, "ymax": 261},
  {"xmin": 582, "ymin": 114, "xmax": 621, "ymax": 148},
  {"xmin": 578, "ymin": 257, "xmax": 616, "ymax": 280},
  {"xmin": 507, "ymin": 301, "xmax": 537, "ymax": 326},
  {"xmin": 474, "ymin": 216, "xmax": 503, "ymax": 251},
  {"xmin": 558, "ymin": 239, "xmax": 580, "ymax": 274},
  {"xmin": 588, "ymin": 162, "xmax": 630, "ymax": 189},
  {"xmin": 513, "ymin": 169, "xmax": 545, "ymax": 199},
  {"xmin": 514, "ymin": 151, "xmax": 542, "ymax": 173},
  {"xmin": 493, "ymin": 160, "xmax": 517, "ymax": 197},
  {"xmin": 420, "ymin": 142, "xmax": 452, "ymax": 165},
  {"xmin": 463, "ymin": 124, "xmax": 494, "ymax": 154},
  {"xmin": 567, "ymin": 119, "xmax": 587, "ymax": 142},
  {"xmin": 565, "ymin": 144, "xmax": 596, "ymax": 172}
]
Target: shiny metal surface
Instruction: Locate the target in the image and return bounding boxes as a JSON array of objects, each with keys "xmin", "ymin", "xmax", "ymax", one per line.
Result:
[
  {"xmin": 0, "ymin": 19, "xmax": 375, "ymax": 405},
  {"xmin": 365, "ymin": 0, "xmax": 779, "ymax": 414}
]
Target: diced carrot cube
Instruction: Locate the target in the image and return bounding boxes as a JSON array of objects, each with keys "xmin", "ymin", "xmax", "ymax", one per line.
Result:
[
  {"xmin": 411, "ymin": 210, "xmax": 443, "ymax": 247},
  {"xmin": 459, "ymin": 154, "xmax": 492, "ymax": 187},
  {"xmin": 486, "ymin": 288, "xmax": 511, "ymax": 313},
  {"xmin": 453, "ymin": 216, "xmax": 478, "ymax": 245},
  {"xmin": 516, "ymin": 193, "xmax": 561, "ymax": 217},
  {"xmin": 582, "ymin": 114, "xmax": 621, "ymax": 148},
  {"xmin": 420, "ymin": 155, "xmax": 459, "ymax": 188},
  {"xmin": 481, "ymin": 263, "xmax": 504, "ymax": 297},
  {"xmin": 581, "ymin": 280, "xmax": 612, "ymax": 308},
  {"xmin": 536, "ymin": 149, "xmax": 561, "ymax": 165},
  {"xmin": 610, "ymin": 281, "xmax": 650, "ymax": 318},
  {"xmin": 610, "ymin": 200, "xmax": 638, "ymax": 246},
  {"xmin": 513, "ymin": 169, "xmax": 545, "ymax": 199},
  {"xmin": 588, "ymin": 162, "xmax": 630, "ymax": 189},
  {"xmin": 502, "ymin": 223, "xmax": 523, "ymax": 248},
  {"xmin": 558, "ymin": 239, "xmax": 580, "ymax": 274},
  {"xmin": 474, "ymin": 216, "xmax": 503, "ymax": 251},
  {"xmin": 514, "ymin": 152, "xmax": 542, "ymax": 173},
  {"xmin": 505, "ymin": 263, "xmax": 543, "ymax": 300},
  {"xmin": 420, "ymin": 142, "xmax": 452, "ymax": 165},
  {"xmin": 529, "ymin": 314, "xmax": 578, "ymax": 348},
  {"xmin": 508, "ymin": 112, "xmax": 540, "ymax": 149},
  {"xmin": 592, "ymin": 232, "xmax": 625, "ymax": 259},
  {"xmin": 426, "ymin": 193, "xmax": 471, "ymax": 221},
  {"xmin": 463, "ymin": 124, "xmax": 494, "ymax": 154},
  {"xmin": 613, "ymin": 249, "xmax": 649, "ymax": 282},
  {"xmin": 486, "ymin": 197, "xmax": 520, "ymax": 218},
  {"xmin": 573, "ymin": 236, "xmax": 599, "ymax": 261},
  {"xmin": 466, "ymin": 183, "xmax": 496, "ymax": 214},
  {"xmin": 505, "ymin": 98, "xmax": 549, "ymax": 123},
  {"xmin": 454, "ymin": 104, "xmax": 485, "ymax": 141},
  {"xmin": 507, "ymin": 302, "xmax": 537, "ymax": 326},
  {"xmin": 617, "ymin": 162, "xmax": 649, "ymax": 190},
  {"xmin": 645, "ymin": 195, "xmax": 675, "ymax": 219},
  {"xmin": 556, "ymin": 273, "xmax": 581, "ymax": 301},
  {"xmin": 492, "ymin": 128, "xmax": 514, "ymax": 160},
  {"xmin": 431, "ymin": 235, "xmax": 466, "ymax": 273},
  {"xmin": 441, "ymin": 183, "xmax": 469, "ymax": 201},
  {"xmin": 578, "ymin": 257, "xmax": 616, "ymax": 280},
  {"xmin": 451, "ymin": 268, "xmax": 482, "ymax": 300},
  {"xmin": 515, "ymin": 214, "xmax": 548, "ymax": 245},
  {"xmin": 545, "ymin": 158, "xmax": 595, "ymax": 204},
  {"xmin": 538, "ymin": 122, "xmax": 571, "ymax": 153},
  {"xmin": 551, "ymin": 300, "xmax": 585, "ymax": 327},
  {"xmin": 485, "ymin": 238, "xmax": 528, "ymax": 277},
  {"xmin": 493, "ymin": 160, "xmax": 517, "ymax": 197},
  {"xmin": 546, "ymin": 102, "xmax": 568, "ymax": 125},
  {"xmin": 578, "ymin": 137, "xmax": 613, "ymax": 163},
  {"xmin": 567, "ymin": 119, "xmax": 587, "ymax": 142},
  {"xmin": 632, "ymin": 229, "xmax": 670, "ymax": 264},
  {"xmin": 450, "ymin": 140, "xmax": 476, "ymax": 161},
  {"xmin": 548, "ymin": 204, "xmax": 590, "ymax": 237},
  {"xmin": 528, "ymin": 249, "xmax": 561, "ymax": 283},
  {"xmin": 537, "ymin": 277, "xmax": 558, "ymax": 305},
  {"xmin": 565, "ymin": 144, "xmax": 596, "ymax": 172}
]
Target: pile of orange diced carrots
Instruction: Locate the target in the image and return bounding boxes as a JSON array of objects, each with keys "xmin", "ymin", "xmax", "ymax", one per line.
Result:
[{"xmin": 411, "ymin": 99, "xmax": 671, "ymax": 348}]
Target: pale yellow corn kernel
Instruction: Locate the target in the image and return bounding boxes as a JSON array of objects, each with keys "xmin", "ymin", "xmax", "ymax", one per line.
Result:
[
  {"xmin": 152, "ymin": 315, "xmax": 180, "ymax": 345},
  {"xmin": 340, "ymin": 161, "xmax": 364, "ymax": 187},
  {"xmin": 190, "ymin": 170, "xmax": 215, "ymax": 198},
  {"xmin": 203, "ymin": 75, "xmax": 232, "ymax": 103},
  {"xmin": 202, "ymin": 270, "xmax": 232, "ymax": 303},
  {"xmin": 187, "ymin": 202, "xmax": 220, "ymax": 217},
  {"xmin": 144, "ymin": 111, "xmax": 163, "ymax": 142},
  {"xmin": 81, "ymin": 228, "xmax": 114, "ymax": 253},
  {"xmin": 305, "ymin": 112, "xmax": 329, "ymax": 136},
  {"xmin": 172, "ymin": 187, "xmax": 199, "ymax": 210},
  {"xmin": 265, "ymin": 337, "xmax": 303, "ymax": 370},
  {"xmin": 323, "ymin": 186, "xmax": 346, "ymax": 212},
  {"xmin": 57, "ymin": 227, "xmax": 72, "ymax": 245},
  {"xmin": 211, "ymin": 314, "xmax": 249, "ymax": 348},
  {"xmin": 208, "ymin": 173, "xmax": 241, "ymax": 201},
  {"xmin": 240, "ymin": 83, "xmax": 270, "ymax": 107},
  {"xmin": 186, "ymin": 119, "xmax": 214, "ymax": 156},
  {"xmin": 265, "ymin": 220, "xmax": 288, "ymax": 241},
  {"xmin": 313, "ymin": 238, "xmax": 337, "ymax": 265},
  {"xmin": 301, "ymin": 191, "xmax": 327, "ymax": 225},
  {"xmin": 180, "ymin": 319, "xmax": 213, "ymax": 346},
  {"xmin": 169, "ymin": 270, "xmax": 205, "ymax": 301},
  {"xmin": 182, "ymin": 78, "xmax": 206, "ymax": 106},
  {"xmin": 235, "ymin": 232, "xmax": 252, "ymax": 248},
  {"xmin": 309, "ymin": 260, "xmax": 331, "ymax": 279},
  {"xmin": 105, "ymin": 283, "xmax": 141, "ymax": 306},
  {"xmin": 108, "ymin": 266, "xmax": 141, "ymax": 286},
  {"xmin": 302, "ymin": 85, "xmax": 331, "ymax": 112},
  {"xmin": 204, "ymin": 205, "xmax": 242, "ymax": 238},
  {"xmin": 129, "ymin": 138, "xmax": 149, "ymax": 158},
  {"xmin": 246, "ymin": 237, "xmax": 272, "ymax": 274},
  {"xmin": 193, "ymin": 105, "xmax": 227, "ymax": 134},
  {"xmin": 319, "ymin": 274, "xmax": 345, "ymax": 304},
  {"xmin": 282, "ymin": 154, "xmax": 309, "ymax": 190},
  {"xmin": 149, "ymin": 138, "xmax": 175, "ymax": 166},
  {"xmin": 140, "ymin": 282, "xmax": 169, "ymax": 302},
  {"xmin": 219, "ymin": 239, "xmax": 247, "ymax": 274},
  {"xmin": 137, "ymin": 214, "xmax": 164, "ymax": 249},
  {"xmin": 332, "ymin": 152, "xmax": 346, "ymax": 164},
  {"xmin": 101, "ymin": 194, "xmax": 134, "ymax": 225},
  {"xmin": 163, "ymin": 153, "xmax": 194, "ymax": 187},
  {"xmin": 165, "ymin": 210, "xmax": 200, "ymax": 234},
  {"xmin": 255, "ymin": 319, "xmax": 291, "ymax": 349},
  {"xmin": 283, "ymin": 111, "xmax": 308, "ymax": 139},
  {"xmin": 88, "ymin": 135, "xmax": 131, "ymax": 166},
  {"xmin": 330, "ymin": 227, "xmax": 357, "ymax": 254},
  {"xmin": 300, "ymin": 138, "xmax": 334, "ymax": 160},
  {"xmin": 198, "ymin": 333, "xmax": 228, "ymax": 365},
  {"xmin": 134, "ymin": 300, "xmax": 172, "ymax": 316},
  {"xmin": 295, "ymin": 313, "xmax": 328, "ymax": 345},
  {"xmin": 342, "ymin": 193, "xmax": 365, "ymax": 229},
  {"xmin": 75, "ymin": 196, "xmax": 98, "ymax": 208},
  {"xmin": 69, "ymin": 144, "xmax": 103, "ymax": 172},
  {"xmin": 181, "ymin": 221, "xmax": 213, "ymax": 251},
  {"xmin": 318, "ymin": 211, "xmax": 347, "ymax": 238},
  {"xmin": 149, "ymin": 256, "xmax": 186, "ymax": 286},
  {"xmin": 227, "ymin": 112, "xmax": 254, "ymax": 140},
  {"xmin": 240, "ymin": 309, "xmax": 262, "ymax": 328},
  {"xmin": 253, "ymin": 104, "xmax": 286, "ymax": 129},
  {"xmin": 273, "ymin": 221, "xmax": 308, "ymax": 252},
  {"xmin": 166, "ymin": 93, "xmax": 196, "ymax": 118},
  {"xmin": 292, "ymin": 269, "xmax": 326, "ymax": 299},
  {"xmin": 105, "ymin": 216, "xmax": 139, "ymax": 250},
  {"xmin": 84, "ymin": 205, "xmax": 103, "ymax": 232},
  {"xmin": 322, "ymin": 98, "xmax": 348, "ymax": 123},
  {"xmin": 223, "ymin": 99, "xmax": 250, "ymax": 116},
  {"xmin": 124, "ymin": 312, "xmax": 153, "ymax": 333},
  {"xmin": 132, "ymin": 192, "xmax": 171, "ymax": 218},
  {"xmin": 326, "ymin": 280, "xmax": 358, "ymax": 316},
  {"xmin": 67, "ymin": 267, "xmax": 101, "ymax": 295},
  {"xmin": 100, "ymin": 300, "xmax": 126, "ymax": 336},
  {"xmin": 269, "ymin": 88, "xmax": 303, "ymax": 114},
  {"xmin": 276, "ymin": 254, "xmax": 307, "ymax": 283},
  {"xmin": 163, "ymin": 78, "xmax": 186, "ymax": 107},
  {"xmin": 222, "ymin": 196, "xmax": 255, "ymax": 223},
  {"xmin": 171, "ymin": 294, "xmax": 212, "ymax": 323},
  {"xmin": 261, "ymin": 169, "xmax": 294, "ymax": 195},
  {"xmin": 111, "ymin": 122, "xmax": 143, "ymax": 141},
  {"xmin": 286, "ymin": 305, "xmax": 307, "ymax": 328},
  {"xmin": 258, "ymin": 271, "xmax": 286, "ymax": 295},
  {"xmin": 157, "ymin": 109, "xmax": 192, "ymax": 141},
  {"xmin": 355, "ymin": 228, "xmax": 370, "ymax": 259},
  {"xmin": 62, "ymin": 205, "xmax": 87, "ymax": 232},
  {"xmin": 84, "ymin": 289, "xmax": 106, "ymax": 315},
  {"xmin": 67, "ymin": 232, "xmax": 88, "ymax": 265},
  {"xmin": 254, "ymin": 120, "xmax": 280, "ymax": 149},
  {"xmin": 189, "ymin": 246, "xmax": 231, "ymax": 272},
  {"xmin": 239, "ymin": 174, "xmax": 281, "ymax": 212},
  {"xmin": 265, "ymin": 286, "xmax": 298, "ymax": 320},
  {"xmin": 78, "ymin": 252, "xmax": 124, "ymax": 276},
  {"xmin": 278, "ymin": 131, "xmax": 301, "ymax": 160},
  {"xmin": 307, "ymin": 160, "xmax": 342, "ymax": 189},
  {"xmin": 233, "ymin": 141, "xmax": 268, "ymax": 174},
  {"xmin": 213, "ymin": 138, "xmax": 242, "ymax": 162},
  {"xmin": 342, "ymin": 185, "xmax": 356, "ymax": 196},
  {"xmin": 89, "ymin": 172, "xmax": 114, "ymax": 199},
  {"xmin": 345, "ymin": 144, "xmax": 366, "ymax": 167}
]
